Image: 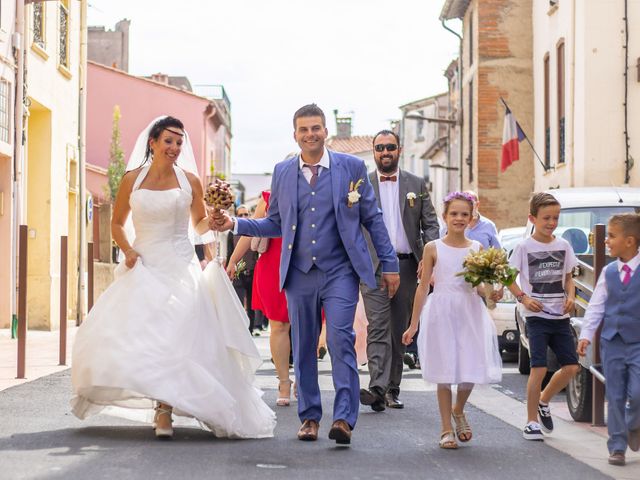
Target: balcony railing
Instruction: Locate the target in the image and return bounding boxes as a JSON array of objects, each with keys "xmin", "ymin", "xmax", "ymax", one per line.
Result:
[
  {"xmin": 59, "ymin": 3, "xmax": 70, "ymax": 68},
  {"xmin": 193, "ymin": 84, "xmax": 231, "ymax": 112},
  {"xmin": 545, "ymin": 127, "xmax": 551, "ymax": 169},
  {"xmin": 33, "ymin": 3, "xmax": 45, "ymax": 49},
  {"xmin": 558, "ymin": 116, "xmax": 565, "ymax": 164}
]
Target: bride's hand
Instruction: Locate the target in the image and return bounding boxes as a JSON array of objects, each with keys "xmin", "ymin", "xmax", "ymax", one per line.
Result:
[
  {"xmin": 124, "ymin": 249, "xmax": 140, "ymax": 269},
  {"xmin": 226, "ymin": 261, "xmax": 237, "ymax": 280}
]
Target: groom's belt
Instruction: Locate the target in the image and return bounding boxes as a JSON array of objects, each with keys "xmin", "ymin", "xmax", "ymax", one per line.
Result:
[{"xmin": 396, "ymin": 253, "xmax": 413, "ymax": 260}]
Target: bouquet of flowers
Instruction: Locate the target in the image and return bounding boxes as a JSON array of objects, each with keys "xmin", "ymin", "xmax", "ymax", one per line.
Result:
[
  {"xmin": 204, "ymin": 178, "xmax": 234, "ymax": 210},
  {"xmin": 457, "ymin": 247, "xmax": 518, "ymax": 308},
  {"xmin": 234, "ymin": 259, "xmax": 247, "ymax": 280}
]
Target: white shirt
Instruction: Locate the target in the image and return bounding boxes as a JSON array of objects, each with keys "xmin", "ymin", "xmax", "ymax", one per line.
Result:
[
  {"xmin": 377, "ymin": 170, "xmax": 412, "ymax": 255},
  {"xmin": 299, "ymin": 148, "xmax": 330, "ymax": 182},
  {"xmin": 579, "ymin": 251, "xmax": 640, "ymax": 342},
  {"xmin": 232, "ymin": 149, "xmax": 330, "ymax": 234}
]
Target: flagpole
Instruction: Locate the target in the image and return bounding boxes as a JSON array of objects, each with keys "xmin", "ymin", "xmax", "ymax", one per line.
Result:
[{"xmin": 499, "ymin": 97, "xmax": 550, "ymax": 172}]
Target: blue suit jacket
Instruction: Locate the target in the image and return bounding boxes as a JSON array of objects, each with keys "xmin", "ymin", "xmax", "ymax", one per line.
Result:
[{"xmin": 236, "ymin": 150, "xmax": 398, "ymax": 290}]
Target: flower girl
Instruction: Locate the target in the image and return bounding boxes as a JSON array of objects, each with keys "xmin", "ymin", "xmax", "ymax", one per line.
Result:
[{"xmin": 402, "ymin": 192, "xmax": 502, "ymax": 449}]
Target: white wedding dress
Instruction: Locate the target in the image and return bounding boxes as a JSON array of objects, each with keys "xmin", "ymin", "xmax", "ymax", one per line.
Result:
[{"xmin": 71, "ymin": 166, "xmax": 276, "ymax": 438}]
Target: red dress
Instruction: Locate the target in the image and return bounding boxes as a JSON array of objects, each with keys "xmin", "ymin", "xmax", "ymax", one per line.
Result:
[{"xmin": 251, "ymin": 191, "xmax": 289, "ymax": 322}]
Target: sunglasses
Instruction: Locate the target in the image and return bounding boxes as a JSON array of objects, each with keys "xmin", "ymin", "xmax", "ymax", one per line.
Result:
[
  {"xmin": 374, "ymin": 143, "xmax": 398, "ymax": 152},
  {"xmin": 237, "ymin": 213, "xmax": 250, "ymax": 218}
]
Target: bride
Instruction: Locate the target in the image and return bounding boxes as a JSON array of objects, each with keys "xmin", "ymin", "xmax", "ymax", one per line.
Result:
[{"xmin": 71, "ymin": 116, "xmax": 276, "ymax": 439}]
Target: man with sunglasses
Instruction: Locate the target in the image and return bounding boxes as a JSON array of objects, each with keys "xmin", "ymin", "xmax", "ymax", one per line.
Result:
[{"xmin": 359, "ymin": 130, "xmax": 439, "ymax": 411}]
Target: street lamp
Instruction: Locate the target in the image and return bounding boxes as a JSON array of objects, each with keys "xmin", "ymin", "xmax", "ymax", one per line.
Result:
[{"xmin": 404, "ymin": 113, "xmax": 458, "ymax": 125}]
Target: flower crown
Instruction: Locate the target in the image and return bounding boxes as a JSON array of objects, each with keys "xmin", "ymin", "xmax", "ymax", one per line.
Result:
[{"xmin": 443, "ymin": 191, "xmax": 475, "ymax": 204}]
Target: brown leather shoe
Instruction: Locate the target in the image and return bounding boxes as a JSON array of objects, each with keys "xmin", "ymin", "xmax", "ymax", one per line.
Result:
[
  {"xmin": 608, "ymin": 451, "xmax": 625, "ymax": 466},
  {"xmin": 328, "ymin": 419, "xmax": 351, "ymax": 445},
  {"xmin": 297, "ymin": 419, "xmax": 319, "ymax": 441},
  {"xmin": 628, "ymin": 428, "xmax": 640, "ymax": 452}
]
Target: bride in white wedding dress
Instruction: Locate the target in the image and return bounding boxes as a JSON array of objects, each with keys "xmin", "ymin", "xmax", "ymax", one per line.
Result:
[{"xmin": 71, "ymin": 116, "xmax": 276, "ymax": 439}]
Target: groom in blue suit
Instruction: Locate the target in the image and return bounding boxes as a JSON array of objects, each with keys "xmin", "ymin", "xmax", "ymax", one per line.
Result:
[{"xmin": 212, "ymin": 104, "xmax": 399, "ymax": 445}]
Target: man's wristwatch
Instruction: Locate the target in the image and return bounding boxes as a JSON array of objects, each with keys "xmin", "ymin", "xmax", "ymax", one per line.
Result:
[{"xmin": 516, "ymin": 293, "xmax": 526, "ymax": 303}]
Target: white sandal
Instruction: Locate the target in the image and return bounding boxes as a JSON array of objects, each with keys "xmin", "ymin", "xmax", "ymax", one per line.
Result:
[
  {"xmin": 439, "ymin": 430, "xmax": 458, "ymax": 449},
  {"xmin": 276, "ymin": 379, "xmax": 292, "ymax": 407},
  {"xmin": 452, "ymin": 412, "xmax": 472, "ymax": 442}
]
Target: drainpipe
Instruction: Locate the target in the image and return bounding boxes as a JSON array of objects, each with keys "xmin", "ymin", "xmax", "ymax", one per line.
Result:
[
  {"xmin": 569, "ymin": 0, "xmax": 576, "ymax": 187},
  {"xmin": 77, "ymin": 0, "xmax": 88, "ymax": 323},
  {"xmin": 441, "ymin": 19, "xmax": 463, "ymax": 191},
  {"xmin": 11, "ymin": 0, "xmax": 26, "ymax": 336}
]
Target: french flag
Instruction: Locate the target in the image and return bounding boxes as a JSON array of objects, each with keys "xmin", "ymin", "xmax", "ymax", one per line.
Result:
[{"xmin": 501, "ymin": 107, "xmax": 526, "ymax": 172}]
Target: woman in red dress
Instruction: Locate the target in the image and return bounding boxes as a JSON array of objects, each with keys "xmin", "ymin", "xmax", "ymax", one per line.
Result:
[{"xmin": 227, "ymin": 191, "xmax": 292, "ymax": 406}]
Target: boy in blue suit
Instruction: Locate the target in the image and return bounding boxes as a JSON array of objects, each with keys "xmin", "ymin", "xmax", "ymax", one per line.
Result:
[
  {"xmin": 211, "ymin": 104, "xmax": 399, "ymax": 445},
  {"xmin": 578, "ymin": 213, "xmax": 640, "ymax": 466}
]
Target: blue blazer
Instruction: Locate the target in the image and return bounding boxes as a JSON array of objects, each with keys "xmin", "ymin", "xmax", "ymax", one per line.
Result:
[{"xmin": 236, "ymin": 150, "xmax": 398, "ymax": 290}]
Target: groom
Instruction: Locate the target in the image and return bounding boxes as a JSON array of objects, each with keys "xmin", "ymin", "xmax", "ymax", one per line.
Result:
[{"xmin": 211, "ymin": 104, "xmax": 399, "ymax": 445}]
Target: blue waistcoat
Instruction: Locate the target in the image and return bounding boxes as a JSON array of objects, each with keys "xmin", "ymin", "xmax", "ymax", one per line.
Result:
[
  {"xmin": 602, "ymin": 262, "xmax": 640, "ymax": 343},
  {"xmin": 290, "ymin": 167, "xmax": 349, "ymax": 273}
]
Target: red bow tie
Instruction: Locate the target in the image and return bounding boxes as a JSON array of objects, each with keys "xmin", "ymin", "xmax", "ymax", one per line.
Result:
[{"xmin": 380, "ymin": 175, "xmax": 397, "ymax": 182}]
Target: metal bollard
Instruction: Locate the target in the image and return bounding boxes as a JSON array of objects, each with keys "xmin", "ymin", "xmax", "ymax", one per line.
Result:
[
  {"xmin": 16, "ymin": 225, "xmax": 28, "ymax": 379},
  {"xmin": 59, "ymin": 236, "xmax": 68, "ymax": 366},
  {"xmin": 88, "ymin": 242, "xmax": 94, "ymax": 312}
]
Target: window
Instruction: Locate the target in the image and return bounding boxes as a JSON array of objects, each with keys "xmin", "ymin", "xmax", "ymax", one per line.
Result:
[
  {"xmin": 544, "ymin": 54, "xmax": 550, "ymax": 169},
  {"xmin": 557, "ymin": 41, "xmax": 565, "ymax": 164},
  {"xmin": 33, "ymin": 2, "xmax": 46, "ymax": 49},
  {"xmin": 415, "ymin": 110, "xmax": 424, "ymax": 141},
  {"xmin": 59, "ymin": 1, "xmax": 70, "ymax": 68},
  {"xmin": 0, "ymin": 80, "xmax": 10, "ymax": 144}
]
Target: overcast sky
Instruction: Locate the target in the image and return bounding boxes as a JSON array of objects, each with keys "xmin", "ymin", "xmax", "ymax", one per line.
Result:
[{"xmin": 87, "ymin": 0, "xmax": 461, "ymax": 174}]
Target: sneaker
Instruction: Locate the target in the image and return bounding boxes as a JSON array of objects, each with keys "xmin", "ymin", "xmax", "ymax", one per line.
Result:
[
  {"xmin": 537, "ymin": 403, "xmax": 554, "ymax": 433},
  {"xmin": 523, "ymin": 422, "xmax": 544, "ymax": 441}
]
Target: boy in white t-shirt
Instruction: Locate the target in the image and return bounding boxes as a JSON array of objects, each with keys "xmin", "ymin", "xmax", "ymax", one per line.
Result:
[{"xmin": 507, "ymin": 193, "xmax": 580, "ymax": 441}]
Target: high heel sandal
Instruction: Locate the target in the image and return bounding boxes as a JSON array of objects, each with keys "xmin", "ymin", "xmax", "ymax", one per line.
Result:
[
  {"xmin": 276, "ymin": 379, "xmax": 292, "ymax": 407},
  {"xmin": 153, "ymin": 404, "xmax": 174, "ymax": 439}
]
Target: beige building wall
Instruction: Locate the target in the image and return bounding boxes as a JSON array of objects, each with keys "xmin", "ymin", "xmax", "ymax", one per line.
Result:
[
  {"xmin": 24, "ymin": 1, "xmax": 82, "ymax": 330},
  {"xmin": 533, "ymin": 0, "xmax": 640, "ymax": 189},
  {"xmin": 0, "ymin": 3, "xmax": 16, "ymax": 328}
]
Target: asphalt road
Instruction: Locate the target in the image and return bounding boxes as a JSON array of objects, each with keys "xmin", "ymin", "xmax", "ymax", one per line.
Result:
[{"xmin": 0, "ymin": 368, "xmax": 609, "ymax": 480}]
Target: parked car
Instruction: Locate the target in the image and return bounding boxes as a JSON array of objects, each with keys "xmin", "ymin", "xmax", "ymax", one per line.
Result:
[
  {"xmin": 490, "ymin": 227, "xmax": 526, "ymax": 355},
  {"xmin": 513, "ymin": 187, "xmax": 640, "ymax": 420}
]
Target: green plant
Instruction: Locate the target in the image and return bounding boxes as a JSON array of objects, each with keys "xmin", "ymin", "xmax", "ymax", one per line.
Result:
[{"xmin": 104, "ymin": 105, "xmax": 126, "ymax": 202}]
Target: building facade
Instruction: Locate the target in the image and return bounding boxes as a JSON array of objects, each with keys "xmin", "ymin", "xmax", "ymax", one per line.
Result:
[
  {"xmin": 86, "ymin": 62, "xmax": 232, "ymax": 263},
  {"xmin": 0, "ymin": 2, "xmax": 17, "ymax": 329},
  {"xmin": 325, "ymin": 111, "xmax": 375, "ymax": 171},
  {"xmin": 440, "ymin": 0, "xmax": 535, "ymax": 229},
  {"xmin": 532, "ymin": 0, "xmax": 640, "ymax": 190},
  {"xmin": 8, "ymin": 0, "xmax": 85, "ymax": 330},
  {"xmin": 88, "ymin": 19, "xmax": 130, "ymax": 72}
]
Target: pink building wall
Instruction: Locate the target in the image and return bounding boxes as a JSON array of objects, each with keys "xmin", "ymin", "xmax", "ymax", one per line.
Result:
[{"xmin": 87, "ymin": 62, "xmax": 228, "ymax": 201}]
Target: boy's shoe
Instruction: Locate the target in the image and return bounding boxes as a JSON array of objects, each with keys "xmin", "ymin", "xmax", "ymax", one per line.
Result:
[
  {"xmin": 537, "ymin": 402, "xmax": 554, "ymax": 433},
  {"xmin": 523, "ymin": 422, "xmax": 544, "ymax": 441},
  {"xmin": 608, "ymin": 451, "xmax": 625, "ymax": 466}
]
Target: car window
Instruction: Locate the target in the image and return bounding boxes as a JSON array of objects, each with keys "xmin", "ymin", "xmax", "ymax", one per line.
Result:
[{"xmin": 559, "ymin": 206, "xmax": 640, "ymax": 230}]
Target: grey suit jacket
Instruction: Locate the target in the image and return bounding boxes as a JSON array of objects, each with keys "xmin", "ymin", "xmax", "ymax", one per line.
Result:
[{"xmin": 364, "ymin": 169, "xmax": 440, "ymax": 270}]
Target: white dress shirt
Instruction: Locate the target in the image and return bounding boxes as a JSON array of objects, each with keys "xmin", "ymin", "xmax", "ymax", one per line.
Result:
[
  {"xmin": 579, "ymin": 251, "xmax": 640, "ymax": 342},
  {"xmin": 377, "ymin": 170, "xmax": 412, "ymax": 254}
]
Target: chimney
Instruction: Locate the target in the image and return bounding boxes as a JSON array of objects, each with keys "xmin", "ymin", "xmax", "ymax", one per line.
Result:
[
  {"xmin": 333, "ymin": 109, "xmax": 352, "ymax": 139},
  {"xmin": 151, "ymin": 73, "xmax": 169, "ymax": 84}
]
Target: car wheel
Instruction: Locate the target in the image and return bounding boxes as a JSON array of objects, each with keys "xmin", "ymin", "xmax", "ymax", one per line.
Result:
[
  {"xmin": 518, "ymin": 339, "xmax": 531, "ymax": 375},
  {"xmin": 567, "ymin": 365, "xmax": 593, "ymax": 422}
]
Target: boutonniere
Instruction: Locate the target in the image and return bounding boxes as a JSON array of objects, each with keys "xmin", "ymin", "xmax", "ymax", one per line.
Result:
[
  {"xmin": 347, "ymin": 179, "xmax": 364, "ymax": 207},
  {"xmin": 406, "ymin": 192, "xmax": 417, "ymax": 208}
]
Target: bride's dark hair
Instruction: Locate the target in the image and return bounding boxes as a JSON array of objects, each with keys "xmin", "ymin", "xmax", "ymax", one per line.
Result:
[{"xmin": 141, "ymin": 116, "xmax": 185, "ymax": 167}]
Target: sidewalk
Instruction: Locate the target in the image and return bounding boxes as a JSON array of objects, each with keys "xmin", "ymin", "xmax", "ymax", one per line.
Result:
[{"xmin": 0, "ymin": 324, "xmax": 77, "ymax": 392}]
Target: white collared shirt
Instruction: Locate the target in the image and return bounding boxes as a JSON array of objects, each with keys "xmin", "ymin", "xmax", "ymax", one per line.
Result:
[
  {"xmin": 377, "ymin": 170, "xmax": 412, "ymax": 255},
  {"xmin": 579, "ymin": 250, "xmax": 640, "ymax": 342},
  {"xmin": 299, "ymin": 148, "xmax": 330, "ymax": 183}
]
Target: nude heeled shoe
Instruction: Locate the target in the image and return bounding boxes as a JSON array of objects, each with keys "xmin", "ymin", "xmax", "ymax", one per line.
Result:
[
  {"xmin": 153, "ymin": 404, "xmax": 174, "ymax": 439},
  {"xmin": 276, "ymin": 379, "xmax": 292, "ymax": 407}
]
